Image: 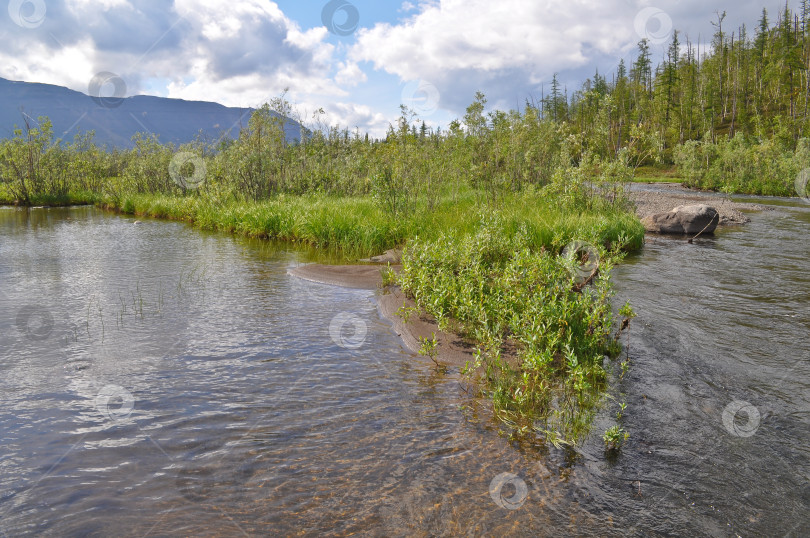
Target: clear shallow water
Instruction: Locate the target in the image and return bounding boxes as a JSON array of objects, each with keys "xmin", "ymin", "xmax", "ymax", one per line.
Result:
[{"xmin": 0, "ymin": 205, "xmax": 808, "ymax": 536}]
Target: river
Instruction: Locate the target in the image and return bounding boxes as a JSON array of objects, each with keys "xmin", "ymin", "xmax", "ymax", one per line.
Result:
[{"xmin": 0, "ymin": 199, "xmax": 807, "ymax": 536}]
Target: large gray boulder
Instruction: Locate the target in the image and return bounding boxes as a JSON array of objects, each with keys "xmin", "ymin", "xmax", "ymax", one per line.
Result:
[{"xmin": 640, "ymin": 204, "xmax": 720, "ymax": 235}]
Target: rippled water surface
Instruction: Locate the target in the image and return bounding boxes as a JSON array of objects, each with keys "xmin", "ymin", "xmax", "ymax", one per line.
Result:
[{"xmin": 0, "ymin": 204, "xmax": 808, "ymax": 536}]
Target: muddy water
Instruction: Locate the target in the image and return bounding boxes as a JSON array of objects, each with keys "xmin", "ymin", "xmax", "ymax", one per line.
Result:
[{"xmin": 0, "ymin": 203, "xmax": 807, "ymax": 536}]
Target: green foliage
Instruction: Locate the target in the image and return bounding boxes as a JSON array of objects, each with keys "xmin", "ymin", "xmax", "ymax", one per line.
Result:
[
  {"xmin": 418, "ymin": 332, "xmax": 441, "ymax": 369},
  {"xmin": 619, "ymin": 301, "xmax": 636, "ymax": 320},
  {"xmin": 380, "ymin": 264, "xmax": 397, "ymax": 287},
  {"xmin": 562, "ymin": 4, "xmax": 810, "ymax": 196},
  {"xmin": 674, "ymin": 133, "xmax": 805, "ymax": 195},
  {"xmin": 616, "ymin": 401, "xmax": 627, "ymax": 420},
  {"xmin": 0, "ymin": 91, "xmax": 649, "ymax": 447},
  {"xmin": 396, "ymin": 305, "xmax": 420, "ymax": 323},
  {"xmin": 398, "ymin": 214, "xmax": 639, "ymax": 444},
  {"xmin": 603, "ymin": 425, "xmax": 629, "ymax": 451},
  {"xmin": 0, "ymin": 117, "xmax": 64, "ymax": 203},
  {"xmin": 122, "ymin": 133, "xmax": 175, "ymax": 194}
]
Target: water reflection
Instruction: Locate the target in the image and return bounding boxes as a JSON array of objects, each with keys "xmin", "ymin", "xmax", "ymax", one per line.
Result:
[{"xmin": 0, "ymin": 205, "xmax": 808, "ymax": 536}]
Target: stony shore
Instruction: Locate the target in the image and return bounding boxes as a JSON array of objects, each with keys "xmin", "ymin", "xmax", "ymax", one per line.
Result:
[{"xmin": 628, "ymin": 183, "xmax": 770, "ymax": 225}]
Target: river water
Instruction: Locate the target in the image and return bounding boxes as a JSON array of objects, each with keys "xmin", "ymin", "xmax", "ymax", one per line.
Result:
[{"xmin": 0, "ymin": 200, "xmax": 807, "ymax": 536}]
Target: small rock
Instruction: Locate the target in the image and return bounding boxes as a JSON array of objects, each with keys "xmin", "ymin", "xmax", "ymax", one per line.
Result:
[{"xmin": 640, "ymin": 204, "xmax": 719, "ymax": 235}]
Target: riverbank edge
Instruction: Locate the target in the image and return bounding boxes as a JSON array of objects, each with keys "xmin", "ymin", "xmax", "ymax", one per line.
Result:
[
  {"xmin": 287, "ymin": 182, "xmax": 772, "ymax": 366},
  {"xmin": 288, "ymin": 263, "xmax": 479, "ymax": 368}
]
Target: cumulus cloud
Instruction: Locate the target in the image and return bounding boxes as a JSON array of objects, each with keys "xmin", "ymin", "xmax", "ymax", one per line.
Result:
[
  {"xmin": 350, "ymin": 0, "xmax": 789, "ymax": 112},
  {"xmin": 350, "ymin": 0, "xmax": 636, "ymax": 109},
  {"xmin": 173, "ymin": 0, "xmax": 321, "ymax": 80},
  {"xmin": 0, "ymin": 0, "xmax": 792, "ymax": 135},
  {"xmin": 334, "ymin": 61, "xmax": 367, "ymax": 86},
  {"xmin": 0, "ymin": 0, "xmax": 340, "ymax": 108},
  {"xmin": 324, "ymin": 101, "xmax": 389, "ymax": 133}
]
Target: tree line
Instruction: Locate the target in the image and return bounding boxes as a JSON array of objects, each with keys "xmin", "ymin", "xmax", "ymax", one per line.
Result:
[
  {"xmin": 2, "ymin": 4, "xmax": 809, "ymax": 204},
  {"xmin": 549, "ymin": 3, "xmax": 810, "ymax": 194}
]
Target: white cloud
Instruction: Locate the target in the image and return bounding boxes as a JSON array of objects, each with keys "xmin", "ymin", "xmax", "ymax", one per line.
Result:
[
  {"xmin": 66, "ymin": 0, "xmax": 131, "ymax": 11},
  {"xmin": 0, "ymin": 0, "xmax": 792, "ymax": 137},
  {"xmin": 159, "ymin": 1, "xmax": 343, "ymax": 105},
  {"xmin": 349, "ymin": 0, "xmax": 790, "ymax": 112},
  {"xmin": 0, "ymin": 38, "xmax": 97, "ymax": 92},
  {"xmin": 351, "ymin": 0, "xmax": 639, "ymax": 108},
  {"xmin": 335, "ymin": 61, "xmax": 367, "ymax": 86},
  {"xmin": 0, "ymin": 0, "xmax": 358, "ymax": 122},
  {"xmin": 318, "ymin": 101, "xmax": 390, "ymax": 134}
]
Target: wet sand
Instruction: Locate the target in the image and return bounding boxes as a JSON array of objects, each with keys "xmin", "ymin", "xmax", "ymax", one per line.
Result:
[
  {"xmin": 288, "ymin": 264, "xmax": 479, "ymax": 367},
  {"xmin": 376, "ymin": 288, "xmax": 479, "ymax": 367},
  {"xmin": 288, "ymin": 264, "xmax": 391, "ymax": 290}
]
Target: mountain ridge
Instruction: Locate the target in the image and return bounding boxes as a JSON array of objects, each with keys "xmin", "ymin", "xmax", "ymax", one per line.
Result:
[{"xmin": 0, "ymin": 77, "xmax": 301, "ymax": 148}]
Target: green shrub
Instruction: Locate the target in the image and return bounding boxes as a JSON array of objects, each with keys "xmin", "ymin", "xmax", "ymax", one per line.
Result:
[{"xmin": 398, "ymin": 214, "xmax": 636, "ymax": 445}]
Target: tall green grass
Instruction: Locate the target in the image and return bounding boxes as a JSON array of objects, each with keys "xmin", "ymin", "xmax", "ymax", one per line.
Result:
[{"xmin": 101, "ymin": 188, "xmax": 643, "ymax": 258}]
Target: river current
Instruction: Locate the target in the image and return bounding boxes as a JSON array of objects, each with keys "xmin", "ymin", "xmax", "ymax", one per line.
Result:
[{"xmin": 0, "ymin": 199, "xmax": 807, "ymax": 536}]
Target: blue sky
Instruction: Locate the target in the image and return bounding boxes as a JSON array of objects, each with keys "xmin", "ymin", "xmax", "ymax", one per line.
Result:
[{"xmin": 0, "ymin": 0, "xmax": 798, "ymax": 136}]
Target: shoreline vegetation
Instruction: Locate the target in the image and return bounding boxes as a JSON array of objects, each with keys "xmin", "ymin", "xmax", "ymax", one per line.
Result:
[
  {"xmin": 4, "ymin": 3, "xmax": 810, "ymax": 447},
  {"xmin": 0, "ymin": 101, "xmax": 649, "ymax": 446},
  {"xmin": 0, "ymin": 101, "xmax": 787, "ymax": 450}
]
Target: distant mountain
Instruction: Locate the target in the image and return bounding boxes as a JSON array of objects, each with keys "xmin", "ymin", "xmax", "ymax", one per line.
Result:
[{"xmin": 0, "ymin": 77, "xmax": 304, "ymax": 149}]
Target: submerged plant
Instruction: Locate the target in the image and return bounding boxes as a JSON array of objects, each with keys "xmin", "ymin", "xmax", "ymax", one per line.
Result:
[
  {"xmin": 418, "ymin": 332, "xmax": 442, "ymax": 370},
  {"xmin": 603, "ymin": 425, "xmax": 629, "ymax": 452},
  {"xmin": 616, "ymin": 401, "xmax": 627, "ymax": 420}
]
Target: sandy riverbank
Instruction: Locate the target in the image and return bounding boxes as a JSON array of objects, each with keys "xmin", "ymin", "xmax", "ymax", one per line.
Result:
[{"xmin": 288, "ymin": 263, "xmax": 479, "ymax": 366}]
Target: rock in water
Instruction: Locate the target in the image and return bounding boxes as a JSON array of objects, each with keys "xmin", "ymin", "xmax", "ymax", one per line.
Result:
[{"xmin": 640, "ymin": 204, "xmax": 719, "ymax": 235}]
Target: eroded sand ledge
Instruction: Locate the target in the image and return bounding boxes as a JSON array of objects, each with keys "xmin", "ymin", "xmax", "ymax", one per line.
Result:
[
  {"xmin": 288, "ymin": 264, "xmax": 477, "ymax": 367},
  {"xmin": 288, "ymin": 264, "xmax": 387, "ymax": 289}
]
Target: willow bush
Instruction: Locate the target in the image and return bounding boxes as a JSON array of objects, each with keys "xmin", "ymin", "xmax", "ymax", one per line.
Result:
[{"xmin": 674, "ymin": 133, "xmax": 808, "ymax": 196}]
